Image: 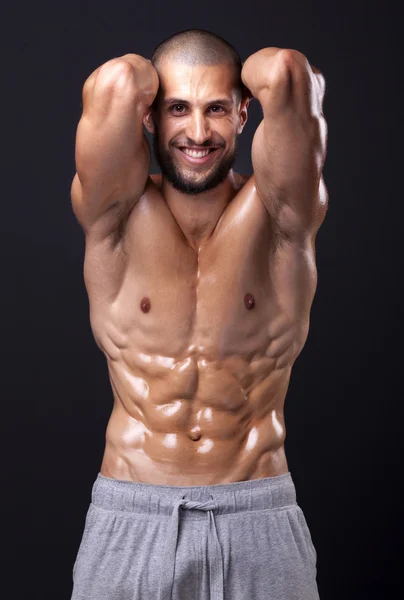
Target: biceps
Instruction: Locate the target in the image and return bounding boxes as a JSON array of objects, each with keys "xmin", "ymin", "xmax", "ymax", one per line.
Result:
[
  {"xmin": 75, "ymin": 108, "xmax": 148, "ymax": 202},
  {"xmin": 252, "ymin": 53, "xmax": 327, "ymax": 210},
  {"xmin": 251, "ymin": 103, "xmax": 327, "ymax": 235},
  {"xmin": 72, "ymin": 62, "xmax": 150, "ymax": 234},
  {"xmin": 75, "ymin": 67, "xmax": 149, "ymax": 200},
  {"xmin": 252, "ymin": 112, "xmax": 319, "ymax": 201}
]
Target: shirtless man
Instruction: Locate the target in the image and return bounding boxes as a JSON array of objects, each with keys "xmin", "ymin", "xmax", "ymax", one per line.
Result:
[{"xmin": 70, "ymin": 29, "xmax": 327, "ymax": 600}]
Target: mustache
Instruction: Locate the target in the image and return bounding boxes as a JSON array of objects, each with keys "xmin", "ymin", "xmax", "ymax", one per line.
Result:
[
  {"xmin": 172, "ymin": 140, "xmax": 224, "ymax": 149},
  {"xmin": 153, "ymin": 126, "xmax": 225, "ymax": 150}
]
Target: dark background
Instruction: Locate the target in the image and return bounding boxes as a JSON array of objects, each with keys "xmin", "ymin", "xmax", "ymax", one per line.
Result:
[{"xmin": 3, "ymin": 1, "xmax": 401, "ymax": 598}]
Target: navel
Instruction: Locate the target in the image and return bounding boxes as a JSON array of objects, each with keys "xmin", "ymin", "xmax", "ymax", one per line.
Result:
[
  {"xmin": 244, "ymin": 293, "xmax": 256, "ymax": 310},
  {"xmin": 189, "ymin": 427, "xmax": 202, "ymax": 441},
  {"xmin": 140, "ymin": 297, "xmax": 151, "ymax": 313}
]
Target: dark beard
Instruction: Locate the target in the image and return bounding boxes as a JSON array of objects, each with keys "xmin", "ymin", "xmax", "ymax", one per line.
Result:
[{"xmin": 152, "ymin": 126, "xmax": 238, "ymax": 195}]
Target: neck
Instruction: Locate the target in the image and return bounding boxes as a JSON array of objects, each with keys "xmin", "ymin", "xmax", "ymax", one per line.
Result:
[{"xmin": 162, "ymin": 170, "xmax": 239, "ymax": 251}]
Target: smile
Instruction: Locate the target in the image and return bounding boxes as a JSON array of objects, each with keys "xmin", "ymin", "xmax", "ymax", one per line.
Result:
[
  {"xmin": 176, "ymin": 146, "xmax": 219, "ymax": 165},
  {"xmin": 182, "ymin": 148, "xmax": 211, "ymax": 158}
]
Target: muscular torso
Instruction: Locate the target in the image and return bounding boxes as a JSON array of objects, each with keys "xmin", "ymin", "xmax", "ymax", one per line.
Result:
[{"xmin": 85, "ymin": 174, "xmax": 316, "ymax": 485}]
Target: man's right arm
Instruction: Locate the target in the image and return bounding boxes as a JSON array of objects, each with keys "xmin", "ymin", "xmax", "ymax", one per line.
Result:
[{"xmin": 71, "ymin": 54, "xmax": 159, "ymax": 241}]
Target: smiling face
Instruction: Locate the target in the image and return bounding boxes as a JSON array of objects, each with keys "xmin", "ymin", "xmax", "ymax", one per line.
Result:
[{"xmin": 144, "ymin": 60, "xmax": 249, "ymax": 195}]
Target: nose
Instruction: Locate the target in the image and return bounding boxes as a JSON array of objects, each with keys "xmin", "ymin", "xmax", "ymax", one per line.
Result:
[{"xmin": 185, "ymin": 110, "xmax": 211, "ymax": 146}]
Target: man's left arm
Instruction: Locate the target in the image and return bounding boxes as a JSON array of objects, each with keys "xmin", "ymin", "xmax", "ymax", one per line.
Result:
[{"xmin": 241, "ymin": 48, "xmax": 328, "ymax": 239}]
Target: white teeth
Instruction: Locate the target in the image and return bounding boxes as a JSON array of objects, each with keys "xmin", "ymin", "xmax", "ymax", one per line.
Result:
[{"xmin": 182, "ymin": 148, "xmax": 211, "ymax": 158}]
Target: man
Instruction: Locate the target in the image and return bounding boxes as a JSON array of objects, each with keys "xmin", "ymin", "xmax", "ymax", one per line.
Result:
[{"xmin": 70, "ymin": 28, "xmax": 328, "ymax": 600}]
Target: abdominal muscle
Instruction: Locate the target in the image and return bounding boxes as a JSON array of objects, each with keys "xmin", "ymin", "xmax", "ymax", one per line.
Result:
[{"xmin": 99, "ymin": 343, "xmax": 292, "ymax": 486}]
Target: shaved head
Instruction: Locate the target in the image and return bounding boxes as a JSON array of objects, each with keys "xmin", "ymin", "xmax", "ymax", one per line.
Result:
[
  {"xmin": 147, "ymin": 30, "xmax": 251, "ymax": 195},
  {"xmin": 151, "ymin": 29, "xmax": 249, "ymax": 102}
]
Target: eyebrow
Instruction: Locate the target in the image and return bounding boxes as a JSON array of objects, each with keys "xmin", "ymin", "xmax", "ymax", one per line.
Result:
[{"xmin": 163, "ymin": 97, "xmax": 233, "ymax": 107}]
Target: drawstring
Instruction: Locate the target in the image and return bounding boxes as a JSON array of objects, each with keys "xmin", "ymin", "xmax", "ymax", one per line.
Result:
[{"xmin": 157, "ymin": 494, "xmax": 224, "ymax": 600}]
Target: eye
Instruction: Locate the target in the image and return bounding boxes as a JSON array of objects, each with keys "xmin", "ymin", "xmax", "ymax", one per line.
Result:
[
  {"xmin": 171, "ymin": 104, "xmax": 186, "ymax": 114},
  {"xmin": 209, "ymin": 105, "xmax": 225, "ymax": 113}
]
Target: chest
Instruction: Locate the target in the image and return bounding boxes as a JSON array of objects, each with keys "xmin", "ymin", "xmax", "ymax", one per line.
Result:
[
  {"xmin": 101, "ymin": 193, "xmax": 277, "ymax": 357},
  {"xmin": 126, "ymin": 233, "xmax": 271, "ymax": 352}
]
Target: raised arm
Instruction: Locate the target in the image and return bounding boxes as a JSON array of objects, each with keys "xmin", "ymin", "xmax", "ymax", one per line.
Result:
[
  {"xmin": 71, "ymin": 54, "xmax": 159, "ymax": 241},
  {"xmin": 241, "ymin": 48, "xmax": 328, "ymax": 239}
]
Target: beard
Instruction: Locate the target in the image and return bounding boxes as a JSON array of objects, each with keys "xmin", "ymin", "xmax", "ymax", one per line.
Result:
[{"xmin": 152, "ymin": 125, "xmax": 239, "ymax": 195}]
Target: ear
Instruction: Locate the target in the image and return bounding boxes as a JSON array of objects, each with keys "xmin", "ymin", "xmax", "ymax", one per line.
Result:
[
  {"xmin": 143, "ymin": 110, "xmax": 155, "ymax": 134},
  {"xmin": 237, "ymin": 96, "xmax": 250, "ymax": 134}
]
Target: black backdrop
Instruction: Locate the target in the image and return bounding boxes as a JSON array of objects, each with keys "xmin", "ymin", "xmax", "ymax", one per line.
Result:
[{"xmin": 3, "ymin": 1, "xmax": 401, "ymax": 599}]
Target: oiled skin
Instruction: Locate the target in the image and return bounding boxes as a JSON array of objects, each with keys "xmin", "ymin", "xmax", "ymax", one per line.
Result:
[
  {"xmin": 73, "ymin": 51, "xmax": 327, "ymax": 486},
  {"xmin": 83, "ymin": 172, "xmax": 316, "ymax": 486}
]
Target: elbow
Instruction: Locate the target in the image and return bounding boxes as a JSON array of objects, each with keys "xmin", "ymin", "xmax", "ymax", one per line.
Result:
[
  {"xmin": 242, "ymin": 49, "xmax": 291, "ymax": 100},
  {"xmin": 94, "ymin": 60, "xmax": 135, "ymax": 94},
  {"xmin": 93, "ymin": 58, "xmax": 158, "ymax": 105}
]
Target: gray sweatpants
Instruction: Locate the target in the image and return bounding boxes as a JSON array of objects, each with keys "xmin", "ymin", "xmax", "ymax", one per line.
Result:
[{"xmin": 71, "ymin": 472, "xmax": 319, "ymax": 600}]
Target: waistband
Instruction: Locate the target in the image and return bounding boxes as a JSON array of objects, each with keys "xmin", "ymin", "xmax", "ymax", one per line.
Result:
[{"xmin": 91, "ymin": 471, "xmax": 297, "ymax": 517}]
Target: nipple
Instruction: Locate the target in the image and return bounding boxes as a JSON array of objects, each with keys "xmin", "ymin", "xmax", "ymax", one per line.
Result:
[
  {"xmin": 244, "ymin": 293, "xmax": 255, "ymax": 310},
  {"xmin": 140, "ymin": 297, "xmax": 151, "ymax": 313}
]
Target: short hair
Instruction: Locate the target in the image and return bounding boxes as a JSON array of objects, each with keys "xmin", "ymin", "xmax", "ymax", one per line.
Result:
[{"xmin": 151, "ymin": 29, "xmax": 250, "ymax": 102}]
